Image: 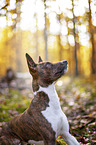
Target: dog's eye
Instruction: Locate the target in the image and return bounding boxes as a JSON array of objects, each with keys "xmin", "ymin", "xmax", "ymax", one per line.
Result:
[{"xmin": 46, "ymin": 63, "xmax": 51, "ymax": 68}]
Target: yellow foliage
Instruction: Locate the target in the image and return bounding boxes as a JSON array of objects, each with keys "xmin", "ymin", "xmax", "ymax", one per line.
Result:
[{"xmin": 0, "ymin": 27, "xmax": 93, "ymax": 77}]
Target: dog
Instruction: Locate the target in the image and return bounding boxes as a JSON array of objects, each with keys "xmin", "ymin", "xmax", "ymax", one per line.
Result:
[{"xmin": 0, "ymin": 53, "xmax": 79, "ymax": 145}]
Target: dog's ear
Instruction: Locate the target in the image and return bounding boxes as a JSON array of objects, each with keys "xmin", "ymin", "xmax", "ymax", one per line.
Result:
[
  {"xmin": 38, "ymin": 56, "xmax": 43, "ymax": 63},
  {"xmin": 26, "ymin": 53, "xmax": 37, "ymax": 74}
]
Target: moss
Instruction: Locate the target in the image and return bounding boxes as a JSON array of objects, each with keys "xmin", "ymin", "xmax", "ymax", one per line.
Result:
[
  {"xmin": 57, "ymin": 136, "xmax": 67, "ymax": 145},
  {"xmin": 0, "ymin": 88, "xmax": 31, "ymax": 122}
]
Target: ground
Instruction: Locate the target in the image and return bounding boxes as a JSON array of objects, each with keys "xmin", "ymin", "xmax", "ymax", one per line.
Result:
[{"xmin": 0, "ymin": 75, "xmax": 96, "ymax": 145}]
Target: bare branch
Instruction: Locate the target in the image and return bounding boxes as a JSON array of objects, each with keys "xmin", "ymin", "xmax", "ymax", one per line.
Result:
[{"xmin": 0, "ymin": 3, "xmax": 8, "ymax": 10}]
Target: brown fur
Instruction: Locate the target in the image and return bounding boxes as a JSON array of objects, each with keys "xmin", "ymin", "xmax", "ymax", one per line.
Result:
[
  {"xmin": 0, "ymin": 92, "xmax": 55, "ymax": 145},
  {"xmin": 0, "ymin": 53, "xmax": 67, "ymax": 145}
]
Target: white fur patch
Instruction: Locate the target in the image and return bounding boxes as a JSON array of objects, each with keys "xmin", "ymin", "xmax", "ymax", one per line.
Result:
[
  {"xmin": 64, "ymin": 64, "xmax": 68, "ymax": 73},
  {"xmin": 33, "ymin": 82, "xmax": 79, "ymax": 144},
  {"xmin": 32, "ymin": 64, "xmax": 80, "ymax": 144},
  {"xmin": 34, "ymin": 83, "xmax": 69, "ymax": 138},
  {"xmin": 60, "ymin": 61, "xmax": 68, "ymax": 73}
]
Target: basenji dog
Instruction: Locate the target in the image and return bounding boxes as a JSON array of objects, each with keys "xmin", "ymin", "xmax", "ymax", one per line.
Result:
[{"xmin": 0, "ymin": 53, "xmax": 79, "ymax": 145}]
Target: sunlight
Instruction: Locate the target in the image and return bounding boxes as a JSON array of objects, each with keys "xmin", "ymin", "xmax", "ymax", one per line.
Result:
[
  {"xmin": 0, "ymin": 0, "xmax": 96, "ymax": 49},
  {"xmin": 0, "ymin": 0, "xmax": 5, "ymax": 7},
  {"xmin": 7, "ymin": 13, "xmax": 13, "ymax": 26},
  {"xmin": 61, "ymin": 35, "xmax": 67, "ymax": 45},
  {"xmin": 68, "ymin": 35, "xmax": 75, "ymax": 46},
  {"xmin": 78, "ymin": 24, "xmax": 90, "ymax": 46},
  {"xmin": 48, "ymin": 1, "xmax": 60, "ymax": 14},
  {"xmin": 66, "ymin": 10, "xmax": 73, "ymax": 19},
  {"xmin": 74, "ymin": 0, "xmax": 89, "ymax": 16},
  {"xmin": 34, "ymin": 0, "xmax": 44, "ymax": 30},
  {"xmin": 57, "ymin": 0, "xmax": 72, "ymax": 11},
  {"xmin": 79, "ymin": 32, "xmax": 90, "ymax": 46},
  {"xmin": 91, "ymin": 0, "xmax": 96, "ymax": 26},
  {"xmin": 57, "ymin": 80, "xmax": 63, "ymax": 87},
  {"xmin": 20, "ymin": 0, "xmax": 45, "ymax": 32},
  {"xmin": 0, "ymin": 0, "xmax": 95, "ymax": 30},
  {"xmin": 74, "ymin": 5, "xmax": 86, "ymax": 17},
  {"xmin": 68, "ymin": 21, "xmax": 74, "ymax": 29},
  {"xmin": 49, "ymin": 21, "xmax": 60, "ymax": 35},
  {"xmin": 12, "ymin": 14, "xmax": 17, "ymax": 19},
  {"xmin": 20, "ymin": 0, "xmax": 36, "ymax": 32},
  {"xmin": 0, "ymin": 29, "xmax": 3, "ymax": 40},
  {"xmin": 48, "ymin": 35, "xmax": 56, "ymax": 48},
  {"xmin": 10, "ymin": 0, "xmax": 15, "ymax": 10},
  {"xmin": 0, "ymin": 17, "xmax": 6, "ymax": 28},
  {"xmin": 61, "ymin": 25, "xmax": 68, "ymax": 35},
  {"xmin": 0, "ymin": 0, "xmax": 95, "ymax": 32}
]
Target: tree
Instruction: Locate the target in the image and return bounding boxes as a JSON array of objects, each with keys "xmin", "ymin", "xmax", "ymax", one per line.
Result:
[
  {"xmin": 0, "ymin": 3, "xmax": 8, "ymax": 11},
  {"xmin": 57, "ymin": 13, "xmax": 63, "ymax": 61},
  {"xmin": 72, "ymin": 0, "xmax": 78, "ymax": 75},
  {"xmin": 44, "ymin": 0, "xmax": 48, "ymax": 61},
  {"xmin": 88, "ymin": 0, "xmax": 96, "ymax": 74}
]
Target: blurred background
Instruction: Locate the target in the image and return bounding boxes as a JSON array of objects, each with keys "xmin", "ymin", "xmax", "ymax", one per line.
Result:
[
  {"xmin": 0, "ymin": 1, "xmax": 96, "ymax": 144},
  {"xmin": 0, "ymin": 0, "xmax": 96, "ymax": 76}
]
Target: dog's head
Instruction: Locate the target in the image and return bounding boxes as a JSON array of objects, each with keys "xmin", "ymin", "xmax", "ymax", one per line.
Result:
[{"xmin": 26, "ymin": 53, "xmax": 68, "ymax": 87}]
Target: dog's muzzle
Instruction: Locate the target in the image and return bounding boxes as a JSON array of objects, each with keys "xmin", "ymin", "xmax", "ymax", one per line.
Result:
[{"xmin": 61, "ymin": 60, "xmax": 68, "ymax": 73}]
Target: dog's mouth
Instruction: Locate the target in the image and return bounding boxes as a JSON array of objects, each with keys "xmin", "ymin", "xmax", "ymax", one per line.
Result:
[
  {"xmin": 55, "ymin": 64, "xmax": 68, "ymax": 76},
  {"xmin": 55, "ymin": 68, "xmax": 64, "ymax": 75},
  {"xmin": 64, "ymin": 64, "xmax": 68, "ymax": 73}
]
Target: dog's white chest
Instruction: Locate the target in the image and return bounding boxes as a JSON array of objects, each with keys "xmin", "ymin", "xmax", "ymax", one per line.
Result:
[
  {"xmin": 34, "ymin": 84, "xmax": 69, "ymax": 137},
  {"xmin": 41, "ymin": 100, "xmax": 63, "ymax": 137}
]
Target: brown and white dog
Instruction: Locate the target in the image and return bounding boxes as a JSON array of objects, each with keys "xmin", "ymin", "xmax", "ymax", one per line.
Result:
[{"xmin": 0, "ymin": 53, "xmax": 79, "ymax": 145}]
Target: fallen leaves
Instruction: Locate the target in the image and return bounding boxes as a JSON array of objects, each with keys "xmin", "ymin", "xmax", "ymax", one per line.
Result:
[
  {"xmin": 57, "ymin": 76, "xmax": 96, "ymax": 145},
  {"xmin": 0, "ymin": 75, "xmax": 96, "ymax": 145}
]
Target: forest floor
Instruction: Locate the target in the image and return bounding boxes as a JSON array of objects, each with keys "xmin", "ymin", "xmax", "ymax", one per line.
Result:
[{"xmin": 0, "ymin": 74, "xmax": 96, "ymax": 145}]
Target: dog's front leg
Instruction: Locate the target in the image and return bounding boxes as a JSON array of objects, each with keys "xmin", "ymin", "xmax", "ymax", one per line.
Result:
[
  {"xmin": 60, "ymin": 113, "xmax": 80, "ymax": 145},
  {"xmin": 62, "ymin": 132, "xmax": 79, "ymax": 145}
]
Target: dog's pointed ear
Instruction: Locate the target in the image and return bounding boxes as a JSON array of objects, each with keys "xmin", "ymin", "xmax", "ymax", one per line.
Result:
[
  {"xmin": 38, "ymin": 56, "xmax": 43, "ymax": 63},
  {"xmin": 26, "ymin": 53, "xmax": 37, "ymax": 74}
]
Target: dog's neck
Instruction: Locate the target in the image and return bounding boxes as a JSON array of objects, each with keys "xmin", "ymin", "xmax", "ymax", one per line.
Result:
[
  {"xmin": 34, "ymin": 82, "xmax": 56, "ymax": 96},
  {"xmin": 32, "ymin": 79, "xmax": 39, "ymax": 92},
  {"xmin": 33, "ymin": 81, "xmax": 60, "ymax": 109}
]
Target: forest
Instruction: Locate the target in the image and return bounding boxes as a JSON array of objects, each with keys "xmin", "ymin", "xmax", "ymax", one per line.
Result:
[{"xmin": 0, "ymin": 0, "xmax": 96, "ymax": 145}]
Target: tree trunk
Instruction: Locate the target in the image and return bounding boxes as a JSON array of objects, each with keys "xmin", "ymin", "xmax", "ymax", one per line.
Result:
[
  {"xmin": 88, "ymin": 0, "xmax": 96, "ymax": 74},
  {"xmin": 72, "ymin": 0, "xmax": 78, "ymax": 75},
  {"xmin": 66, "ymin": 18, "xmax": 71, "ymax": 74},
  {"xmin": 35, "ymin": 13, "xmax": 38, "ymax": 61},
  {"xmin": 57, "ymin": 34, "xmax": 63, "ymax": 61},
  {"xmin": 16, "ymin": 1, "xmax": 22, "ymax": 72},
  {"xmin": 44, "ymin": 0, "xmax": 48, "ymax": 61},
  {"xmin": 57, "ymin": 14, "xmax": 63, "ymax": 61}
]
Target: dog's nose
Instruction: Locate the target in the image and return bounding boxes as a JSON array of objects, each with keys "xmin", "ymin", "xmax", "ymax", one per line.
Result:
[{"xmin": 62, "ymin": 60, "xmax": 67, "ymax": 65}]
